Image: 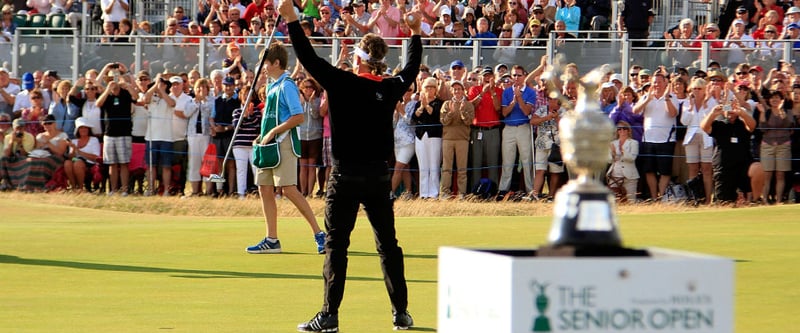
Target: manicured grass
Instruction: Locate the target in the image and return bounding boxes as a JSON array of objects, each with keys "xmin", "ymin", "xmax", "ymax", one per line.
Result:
[{"xmin": 1, "ymin": 200, "xmax": 797, "ymax": 332}]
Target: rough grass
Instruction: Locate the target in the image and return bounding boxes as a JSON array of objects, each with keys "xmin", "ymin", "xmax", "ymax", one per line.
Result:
[{"xmin": 1, "ymin": 191, "xmax": 714, "ymax": 218}]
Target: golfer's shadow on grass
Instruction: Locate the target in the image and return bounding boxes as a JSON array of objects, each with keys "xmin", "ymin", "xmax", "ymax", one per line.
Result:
[{"xmin": 0, "ymin": 254, "xmax": 435, "ymax": 283}]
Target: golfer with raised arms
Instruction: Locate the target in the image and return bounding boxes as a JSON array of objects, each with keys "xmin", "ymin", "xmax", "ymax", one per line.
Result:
[{"xmin": 276, "ymin": 0, "xmax": 423, "ymax": 331}]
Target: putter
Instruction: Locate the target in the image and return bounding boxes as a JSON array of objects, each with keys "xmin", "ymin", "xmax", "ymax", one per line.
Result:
[{"xmin": 208, "ymin": 16, "xmax": 282, "ymax": 189}]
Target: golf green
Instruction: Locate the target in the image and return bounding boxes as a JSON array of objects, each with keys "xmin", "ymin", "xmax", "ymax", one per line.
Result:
[{"xmin": 1, "ymin": 200, "xmax": 797, "ymax": 332}]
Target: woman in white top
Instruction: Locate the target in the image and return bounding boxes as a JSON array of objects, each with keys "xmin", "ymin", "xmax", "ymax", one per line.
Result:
[
  {"xmin": 64, "ymin": 117, "xmax": 101, "ymax": 192},
  {"xmin": 608, "ymin": 120, "xmax": 639, "ymax": 203},
  {"xmin": 392, "ymin": 82, "xmax": 416, "ymax": 200},
  {"xmin": 681, "ymin": 78, "xmax": 715, "ymax": 205}
]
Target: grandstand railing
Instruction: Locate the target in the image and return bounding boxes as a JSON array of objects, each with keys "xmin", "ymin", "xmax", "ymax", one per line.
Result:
[{"xmin": 6, "ymin": 27, "xmax": 800, "ymax": 83}]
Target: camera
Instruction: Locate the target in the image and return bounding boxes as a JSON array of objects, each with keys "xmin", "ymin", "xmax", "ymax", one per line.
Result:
[
  {"xmin": 110, "ymin": 63, "xmax": 119, "ymax": 69},
  {"xmin": 16, "ymin": 132, "xmax": 23, "ymax": 138},
  {"xmin": 160, "ymin": 78, "xmax": 169, "ymax": 84},
  {"xmin": 722, "ymin": 104, "xmax": 732, "ymax": 112}
]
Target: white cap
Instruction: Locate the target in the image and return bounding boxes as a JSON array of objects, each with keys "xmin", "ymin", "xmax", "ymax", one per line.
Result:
[
  {"xmin": 610, "ymin": 73, "xmax": 624, "ymax": 83},
  {"xmin": 439, "ymin": 6, "xmax": 451, "ymax": 17},
  {"xmin": 169, "ymin": 76, "xmax": 184, "ymax": 84}
]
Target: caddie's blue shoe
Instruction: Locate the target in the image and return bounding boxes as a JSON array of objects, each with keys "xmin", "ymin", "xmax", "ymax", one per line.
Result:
[
  {"xmin": 246, "ymin": 238, "xmax": 281, "ymax": 254},
  {"xmin": 314, "ymin": 232, "xmax": 326, "ymax": 254}
]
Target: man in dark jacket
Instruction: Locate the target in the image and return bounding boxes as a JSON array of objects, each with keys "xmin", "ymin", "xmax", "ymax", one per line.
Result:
[{"xmin": 278, "ymin": 0, "xmax": 422, "ymax": 331}]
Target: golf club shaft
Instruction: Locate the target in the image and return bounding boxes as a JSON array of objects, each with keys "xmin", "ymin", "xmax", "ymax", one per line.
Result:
[{"xmin": 217, "ymin": 16, "xmax": 282, "ymax": 176}]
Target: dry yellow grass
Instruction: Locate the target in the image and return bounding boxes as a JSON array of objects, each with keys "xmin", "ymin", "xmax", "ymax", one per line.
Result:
[{"xmin": 0, "ymin": 191, "xmax": 723, "ymax": 217}]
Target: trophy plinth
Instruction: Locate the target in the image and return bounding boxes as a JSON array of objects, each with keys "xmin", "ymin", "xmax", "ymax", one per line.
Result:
[{"xmin": 546, "ymin": 71, "xmax": 621, "ymax": 248}]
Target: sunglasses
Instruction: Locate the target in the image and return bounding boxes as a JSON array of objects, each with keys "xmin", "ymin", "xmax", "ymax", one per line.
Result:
[
  {"xmin": 616, "ymin": 127, "xmax": 628, "ymax": 131},
  {"xmin": 630, "ymin": 73, "xmax": 639, "ymax": 77},
  {"xmin": 31, "ymin": 96, "xmax": 43, "ymax": 99},
  {"xmin": 736, "ymin": 71, "xmax": 748, "ymax": 75},
  {"xmin": 766, "ymin": 30, "xmax": 776, "ymax": 33},
  {"xmin": 710, "ymin": 78, "xmax": 723, "ymax": 82},
  {"xmin": 502, "ymin": 29, "xmax": 512, "ymax": 32}
]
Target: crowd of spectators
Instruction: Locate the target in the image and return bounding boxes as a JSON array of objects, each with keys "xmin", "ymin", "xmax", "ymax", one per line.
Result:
[{"xmin": 1, "ymin": 0, "xmax": 799, "ymax": 206}]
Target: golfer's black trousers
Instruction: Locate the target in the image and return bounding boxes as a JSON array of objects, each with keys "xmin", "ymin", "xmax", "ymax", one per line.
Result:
[{"xmin": 320, "ymin": 160, "xmax": 408, "ymax": 315}]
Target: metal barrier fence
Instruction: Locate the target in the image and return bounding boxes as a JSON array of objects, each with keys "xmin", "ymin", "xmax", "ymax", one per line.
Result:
[{"xmin": 7, "ymin": 27, "xmax": 800, "ymax": 84}]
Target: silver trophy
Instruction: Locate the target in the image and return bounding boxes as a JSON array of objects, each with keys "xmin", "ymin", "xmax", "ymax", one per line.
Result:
[{"xmin": 546, "ymin": 69, "xmax": 621, "ymax": 248}]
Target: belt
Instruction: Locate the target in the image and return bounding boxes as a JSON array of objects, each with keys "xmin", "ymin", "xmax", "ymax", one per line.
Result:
[{"xmin": 470, "ymin": 125, "xmax": 502, "ymax": 130}]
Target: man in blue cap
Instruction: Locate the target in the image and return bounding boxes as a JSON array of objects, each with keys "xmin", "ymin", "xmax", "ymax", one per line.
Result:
[
  {"xmin": 784, "ymin": 22, "xmax": 800, "ymax": 48},
  {"xmin": 450, "ymin": 59, "xmax": 466, "ymax": 82},
  {"xmin": 12, "ymin": 72, "xmax": 35, "ymax": 117}
]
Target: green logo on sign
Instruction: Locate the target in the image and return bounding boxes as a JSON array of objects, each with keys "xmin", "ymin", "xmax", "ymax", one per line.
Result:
[{"xmin": 531, "ymin": 280, "xmax": 552, "ymax": 332}]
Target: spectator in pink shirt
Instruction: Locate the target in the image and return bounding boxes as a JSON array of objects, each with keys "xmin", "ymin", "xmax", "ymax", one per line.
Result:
[{"xmin": 368, "ymin": 0, "xmax": 402, "ymax": 45}]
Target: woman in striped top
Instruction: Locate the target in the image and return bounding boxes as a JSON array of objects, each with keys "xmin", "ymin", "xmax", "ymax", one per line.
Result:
[{"xmin": 231, "ymin": 85, "xmax": 263, "ymax": 199}]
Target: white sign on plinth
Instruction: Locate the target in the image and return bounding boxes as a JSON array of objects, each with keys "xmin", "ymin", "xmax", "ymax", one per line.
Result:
[{"xmin": 438, "ymin": 247, "xmax": 734, "ymax": 333}]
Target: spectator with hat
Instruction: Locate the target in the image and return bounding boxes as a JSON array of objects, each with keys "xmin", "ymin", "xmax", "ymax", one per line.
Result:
[
  {"xmin": 340, "ymin": 0, "xmax": 371, "ymax": 37},
  {"xmin": 521, "ymin": 18, "xmax": 546, "ymax": 46},
  {"xmin": 12, "ymin": 72, "xmax": 36, "ymax": 117},
  {"xmin": 0, "ymin": 118, "xmax": 34, "ymax": 190},
  {"xmin": 467, "ymin": 66, "xmax": 503, "ymax": 190},
  {"xmin": 633, "ymin": 68, "xmax": 650, "ymax": 92},
  {"xmin": 63, "ymin": 117, "xmax": 101, "ymax": 192},
  {"xmin": 691, "ymin": 23, "xmax": 725, "ymax": 62},
  {"xmin": 609, "ymin": 73, "xmax": 624, "ymax": 91},
  {"xmin": 600, "ymin": 81, "xmax": 618, "ymax": 114},
  {"xmin": 759, "ymin": 89, "xmax": 795, "ymax": 204},
  {"xmin": 781, "ymin": 22, "xmax": 800, "ymax": 48},
  {"xmin": 784, "ymin": 6, "xmax": 800, "ymax": 27},
  {"xmin": 210, "ymin": 76, "xmax": 240, "ymax": 196},
  {"xmin": 725, "ymin": 19, "xmax": 756, "ymax": 67},
  {"xmin": 462, "ymin": 6, "xmax": 477, "ymax": 34},
  {"xmin": 530, "ymin": 4, "xmax": 553, "ymax": 32},
  {"xmin": 139, "ymin": 73, "xmax": 176, "ymax": 196}
]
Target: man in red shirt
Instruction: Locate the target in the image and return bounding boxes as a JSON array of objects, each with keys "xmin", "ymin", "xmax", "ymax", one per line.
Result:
[
  {"xmin": 467, "ymin": 66, "xmax": 503, "ymax": 190},
  {"xmin": 243, "ymin": 0, "xmax": 266, "ymax": 23}
]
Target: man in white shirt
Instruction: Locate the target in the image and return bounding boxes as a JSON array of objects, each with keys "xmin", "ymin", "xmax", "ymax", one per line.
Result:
[
  {"xmin": 169, "ymin": 76, "xmax": 192, "ymax": 196},
  {"xmin": 12, "ymin": 72, "xmax": 35, "ymax": 117},
  {"xmin": 0, "ymin": 68, "xmax": 19, "ymax": 118},
  {"xmin": 100, "ymin": 0, "xmax": 129, "ymax": 29},
  {"xmin": 633, "ymin": 72, "xmax": 679, "ymax": 200},
  {"xmin": 140, "ymin": 74, "xmax": 175, "ymax": 196}
]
